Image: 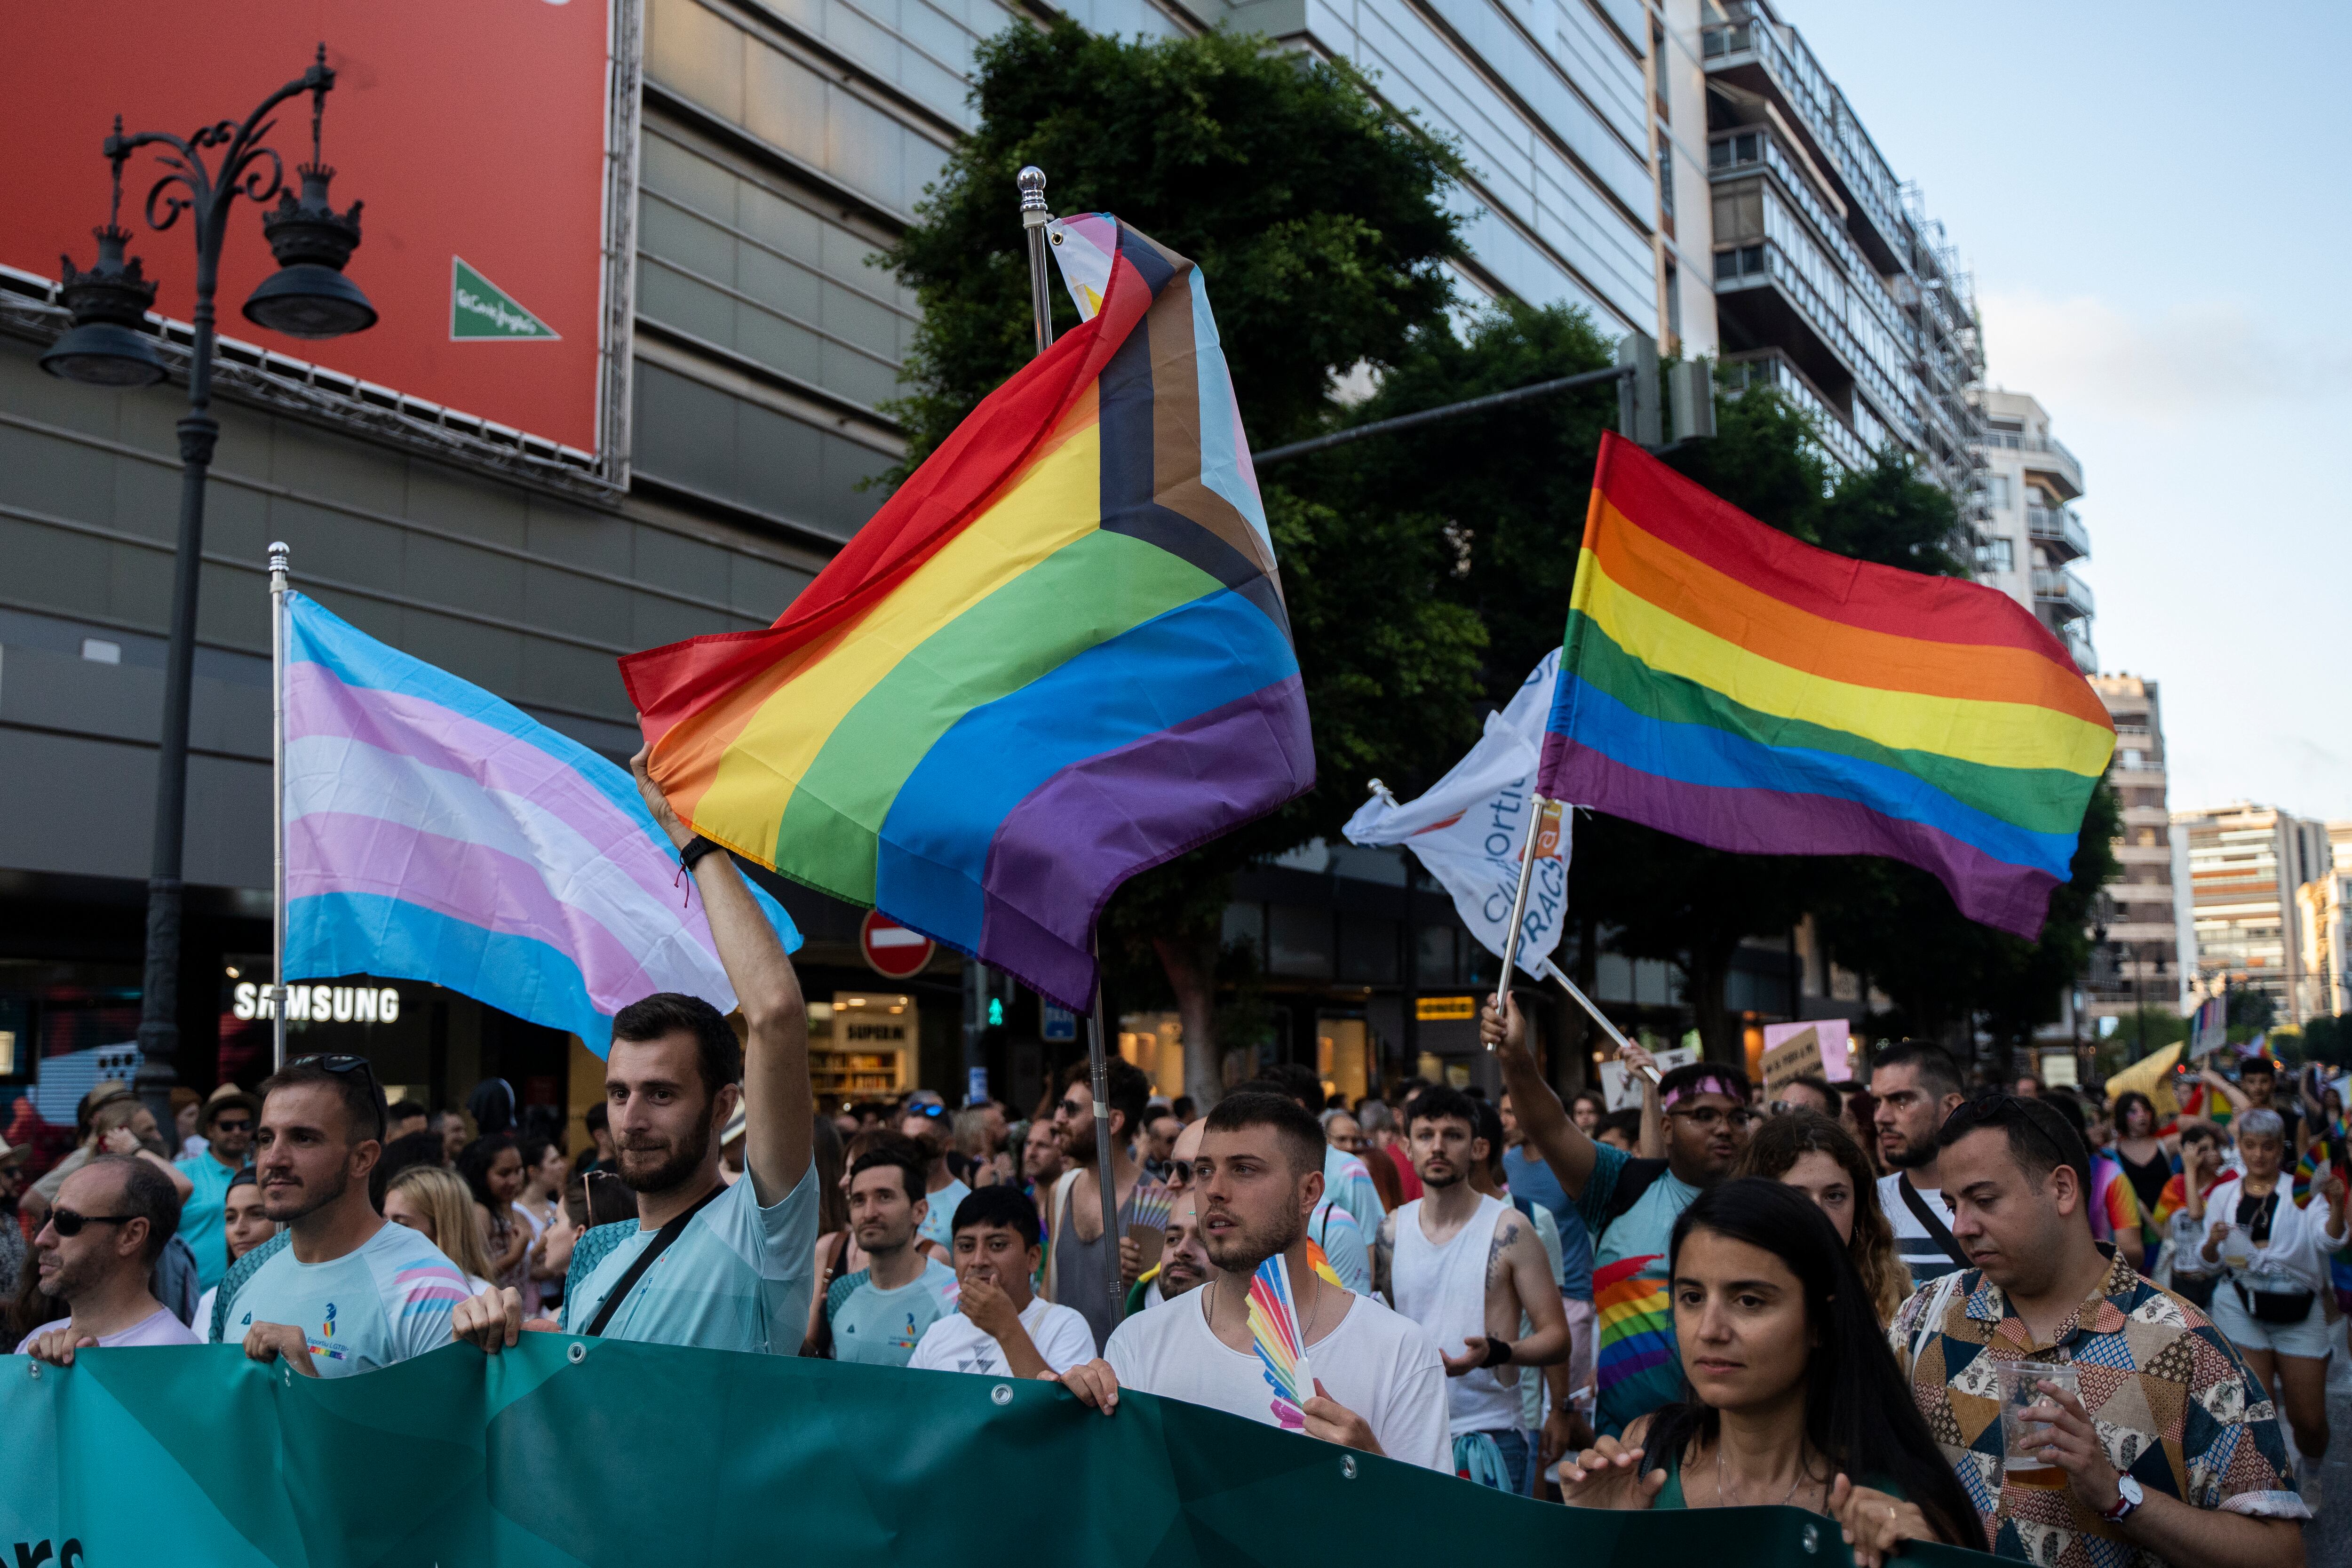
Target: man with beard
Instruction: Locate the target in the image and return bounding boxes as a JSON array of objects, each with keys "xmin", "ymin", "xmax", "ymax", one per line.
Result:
[
  {"xmin": 1479, "ymin": 993, "xmax": 1751, "ymax": 1438},
  {"xmin": 1867, "ymin": 1040, "xmax": 1971, "ymax": 1290},
  {"xmin": 1041, "ymin": 1057, "xmax": 1165, "ymax": 1353},
  {"xmin": 826, "ymin": 1144, "xmax": 955, "ymax": 1367},
  {"xmin": 1375, "ymin": 1086, "xmax": 1570, "ymax": 1492},
  {"xmin": 1058, "ymin": 1092, "xmax": 1448, "ymax": 1470},
  {"xmin": 17, "ymin": 1156, "xmax": 198, "ymax": 1359},
  {"xmin": 453, "ymin": 749, "xmax": 815, "ymax": 1355},
  {"xmin": 218, "ymin": 1056, "xmax": 469, "ymax": 1375},
  {"xmin": 1130, "ymin": 1189, "xmax": 1213, "ymax": 1312}
]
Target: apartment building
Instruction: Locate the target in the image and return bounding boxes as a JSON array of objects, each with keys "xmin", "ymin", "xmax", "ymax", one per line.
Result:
[
  {"xmin": 2295, "ymin": 823, "xmax": 2352, "ymax": 1021},
  {"xmin": 1973, "ymin": 389, "xmax": 2093, "ymax": 672},
  {"xmin": 1653, "ymin": 0, "xmax": 1984, "ymax": 501},
  {"xmin": 2084, "ymin": 677, "xmax": 2189, "ymax": 1023},
  {"xmin": 2174, "ymin": 804, "xmax": 2335, "ymax": 1026}
]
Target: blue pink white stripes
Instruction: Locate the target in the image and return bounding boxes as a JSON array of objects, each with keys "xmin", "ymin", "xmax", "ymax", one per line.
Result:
[{"xmin": 282, "ymin": 591, "xmax": 800, "ymax": 1053}]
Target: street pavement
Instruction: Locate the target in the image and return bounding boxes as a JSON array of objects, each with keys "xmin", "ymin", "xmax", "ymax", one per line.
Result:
[{"xmin": 2301, "ymin": 1353, "xmax": 2351, "ymax": 1562}]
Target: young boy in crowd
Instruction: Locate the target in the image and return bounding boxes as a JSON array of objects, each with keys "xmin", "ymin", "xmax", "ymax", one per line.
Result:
[{"xmin": 907, "ymin": 1187, "xmax": 1094, "ymax": 1378}]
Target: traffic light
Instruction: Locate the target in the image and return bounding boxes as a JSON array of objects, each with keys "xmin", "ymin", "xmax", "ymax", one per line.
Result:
[
  {"xmin": 1615, "ymin": 331, "xmax": 1661, "ymax": 447},
  {"xmin": 987, "ymin": 995, "xmax": 1005, "ymax": 1027},
  {"xmin": 1668, "ymin": 356, "xmax": 1716, "ymax": 442}
]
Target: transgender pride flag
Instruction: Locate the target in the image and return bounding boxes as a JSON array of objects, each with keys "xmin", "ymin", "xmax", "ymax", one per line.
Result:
[{"xmin": 282, "ymin": 592, "xmax": 800, "ymax": 1055}]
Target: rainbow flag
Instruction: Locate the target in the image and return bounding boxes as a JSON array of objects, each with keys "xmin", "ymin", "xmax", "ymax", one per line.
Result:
[
  {"xmin": 620, "ymin": 218, "xmax": 1311, "ymax": 1010},
  {"xmin": 1539, "ymin": 433, "xmax": 2115, "ymax": 938},
  {"xmin": 1591, "ymin": 1254, "xmax": 1674, "ymax": 1405}
]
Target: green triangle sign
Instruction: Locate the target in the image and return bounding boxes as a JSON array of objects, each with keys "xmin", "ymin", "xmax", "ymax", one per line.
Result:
[{"xmin": 450, "ymin": 256, "xmax": 560, "ymax": 341}]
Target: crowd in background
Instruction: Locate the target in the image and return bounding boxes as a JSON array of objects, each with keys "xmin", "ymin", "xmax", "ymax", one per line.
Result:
[{"xmin": 5, "ymin": 1007, "xmax": 2344, "ymax": 1567}]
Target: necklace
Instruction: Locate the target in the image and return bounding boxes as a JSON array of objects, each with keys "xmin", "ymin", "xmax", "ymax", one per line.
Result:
[{"xmin": 1717, "ymin": 1443, "xmax": 1817, "ymax": 1511}]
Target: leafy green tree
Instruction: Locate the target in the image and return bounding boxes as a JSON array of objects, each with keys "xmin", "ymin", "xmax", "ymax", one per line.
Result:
[{"xmin": 885, "ymin": 23, "xmax": 1482, "ymax": 1106}]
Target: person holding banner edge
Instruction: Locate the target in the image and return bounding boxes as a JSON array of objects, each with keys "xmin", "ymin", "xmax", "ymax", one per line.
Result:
[{"xmin": 451, "ymin": 749, "xmax": 817, "ymax": 1356}]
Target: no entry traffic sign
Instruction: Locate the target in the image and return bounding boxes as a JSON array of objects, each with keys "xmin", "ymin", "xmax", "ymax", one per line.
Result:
[{"xmin": 859, "ymin": 911, "xmax": 936, "ymax": 979}]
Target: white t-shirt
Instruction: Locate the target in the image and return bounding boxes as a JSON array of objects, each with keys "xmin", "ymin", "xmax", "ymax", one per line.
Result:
[
  {"xmin": 16, "ymin": 1305, "xmax": 200, "ymax": 1353},
  {"xmin": 1879, "ymin": 1172, "xmax": 1965, "ymax": 1289},
  {"xmin": 1103, "ymin": 1283, "xmax": 1450, "ymax": 1472},
  {"xmin": 218, "ymin": 1219, "xmax": 468, "ymax": 1376},
  {"xmin": 908, "ymin": 1295, "xmax": 1097, "ymax": 1376}
]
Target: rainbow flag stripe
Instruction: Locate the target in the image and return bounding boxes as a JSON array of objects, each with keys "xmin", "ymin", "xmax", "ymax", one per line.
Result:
[
  {"xmin": 620, "ymin": 219, "xmax": 1312, "ymax": 1009},
  {"xmin": 1538, "ymin": 433, "xmax": 2115, "ymax": 938},
  {"xmin": 1591, "ymin": 1254, "xmax": 1674, "ymax": 1391}
]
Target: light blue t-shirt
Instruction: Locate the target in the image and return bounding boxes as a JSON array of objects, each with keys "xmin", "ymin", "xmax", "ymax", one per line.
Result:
[
  {"xmin": 1309, "ymin": 1199, "xmax": 1372, "ymax": 1294},
  {"xmin": 917, "ymin": 1179, "xmax": 971, "ymax": 1252},
  {"xmin": 561, "ymin": 1169, "xmax": 817, "ymax": 1353},
  {"xmin": 174, "ymin": 1151, "xmax": 243, "ymax": 1291},
  {"xmin": 826, "ymin": 1257, "xmax": 956, "ymax": 1367},
  {"xmin": 1323, "ymin": 1146, "xmax": 1386, "ymax": 1237},
  {"xmin": 220, "ymin": 1219, "xmax": 468, "ymax": 1377}
]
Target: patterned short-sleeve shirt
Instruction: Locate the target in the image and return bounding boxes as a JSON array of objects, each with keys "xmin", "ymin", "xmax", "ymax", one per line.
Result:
[{"xmin": 1888, "ymin": 1249, "xmax": 2307, "ymax": 1568}]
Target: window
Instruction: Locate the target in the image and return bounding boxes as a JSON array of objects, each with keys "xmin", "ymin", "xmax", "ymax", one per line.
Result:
[
  {"xmin": 1657, "ymin": 140, "xmax": 1675, "ymax": 237},
  {"xmin": 1711, "ymin": 183, "xmax": 1764, "ymax": 244},
  {"xmin": 1976, "ymin": 538, "xmax": 2014, "ymax": 573},
  {"xmin": 1664, "ymin": 257, "xmax": 1682, "ymax": 345},
  {"xmin": 1983, "ymin": 473, "xmax": 2012, "ymax": 509},
  {"xmin": 1713, "ymin": 245, "xmax": 1764, "ymax": 281},
  {"xmin": 1652, "ymin": 18, "xmax": 1670, "ymax": 119}
]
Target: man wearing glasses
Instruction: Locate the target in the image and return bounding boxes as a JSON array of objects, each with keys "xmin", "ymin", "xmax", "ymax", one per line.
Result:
[
  {"xmin": 174, "ymin": 1084, "xmax": 261, "ymax": 1294},
  {"xmin": 218, "ymin": 1052, "xmax": 471, "ymax": 1376},
  {"xmin": 1480, "ymin": 993, "xmax": 1753, "ymax": 1438},
  {"xmin": 453, "ymin": 748, "xmax": 816, "ymax": 1356},
  {"xmin": 17, "ymin": 1155, "xmax": 199, "ymax": 1361}
]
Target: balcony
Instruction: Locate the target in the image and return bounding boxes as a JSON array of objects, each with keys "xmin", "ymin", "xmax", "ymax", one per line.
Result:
[
  {"xmin": 1715, "ymin": 237, "xmax": 1918, "ymax": 449},
  {"xmin": 2035, "ymin": 566, "xmax": 2095, "ymax": 621},
  {"xmin": 1978, "ymin": 429, "xmax": 2083, "ymax": 499},
  {"xmin": 1720, "ymin": 349, "xmax": 1871, "ymax": 470},
  {"xmin": 2061, "ymin": 620, "xmax": 2096, "ymax": 673},
  {"xmin": 2026, "ymin": 504, "xmax": 2090, "ymax": 562},
  {"xmin": 1699, "ymin": 2, "xmax": 1906, "ymax": 269}
]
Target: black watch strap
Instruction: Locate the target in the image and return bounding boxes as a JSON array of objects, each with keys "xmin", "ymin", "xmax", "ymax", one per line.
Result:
[{"xmin": 680, "ymin": 835, "xmax": 724, "ymax": 871}]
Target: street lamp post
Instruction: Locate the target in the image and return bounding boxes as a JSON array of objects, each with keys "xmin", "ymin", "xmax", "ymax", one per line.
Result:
[{"xmin": 43, "ymin": 47, "xmax": 375, "ymax": 1128}]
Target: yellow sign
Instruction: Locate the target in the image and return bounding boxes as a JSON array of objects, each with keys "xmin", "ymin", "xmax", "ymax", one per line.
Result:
[{"xmin": 1416, "ymin": 995, "xmax": 1477, "ymax": 1022}]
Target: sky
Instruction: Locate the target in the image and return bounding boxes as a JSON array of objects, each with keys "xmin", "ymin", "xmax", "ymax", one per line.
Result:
[{"xmin": 1778, "ymin": 1, "xmax": 2352, "ymax": 821}]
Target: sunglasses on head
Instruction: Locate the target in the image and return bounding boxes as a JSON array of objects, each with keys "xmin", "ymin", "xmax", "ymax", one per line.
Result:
[
  {"xmin": 289, "ymin": 1053, "xmax": 387, "ymax": 1139},
  {"xmin": 49, "ymin": 1208, "xmax": 137, "ymax": 1239}
]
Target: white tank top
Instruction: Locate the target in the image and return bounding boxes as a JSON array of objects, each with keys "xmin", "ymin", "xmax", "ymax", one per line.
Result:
[{"xmin": 1391, "ymin": 1192, "xmax": 1521, "ymax": 1435}]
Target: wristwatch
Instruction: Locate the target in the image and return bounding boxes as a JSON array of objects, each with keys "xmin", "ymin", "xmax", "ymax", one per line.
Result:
[{"xmin": 2100, "ymin": 1475, "xmax": 2143, "ymax": 1526}]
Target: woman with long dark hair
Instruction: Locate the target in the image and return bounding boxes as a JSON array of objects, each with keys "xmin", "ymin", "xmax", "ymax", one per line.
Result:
[
  {"xmin": 1734, "ymin": 1111, "xmax": 1906, "ymax": 1324},
  {"xmin": 457, "ymin": 1134, "xmax": 533, "ymax": 1313},
  {"xmin": 1560, "ymin": 1179, "xmax": 1976, "ymax": 1566}
]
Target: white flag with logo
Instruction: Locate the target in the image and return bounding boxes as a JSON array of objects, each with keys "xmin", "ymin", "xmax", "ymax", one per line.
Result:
[{"xmin": 1343, "ymin": 649, "xmax": 1570, "ymax": 981}]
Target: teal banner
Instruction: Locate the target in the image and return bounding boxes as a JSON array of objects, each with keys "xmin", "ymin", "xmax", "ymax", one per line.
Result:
[{"xmin": 2, "ymin": 1338, "xmax": 2002, "ymax": 1566}]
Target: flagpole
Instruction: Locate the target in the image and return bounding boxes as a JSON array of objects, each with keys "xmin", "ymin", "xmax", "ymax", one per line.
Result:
[
  {"xmin": 268, "ymin": 541, "xmax": 290, "ymax": 1071},
  {"xmin": 1015, "ymin": 164, "xmax": 1112, "ymax": 1316},
  {"xmin": 1487, "ymin": 791, "xmax": 1547, "ymax": 1042},
  {"xmin": 1087, "ymin": 938, "xmax": 1125, "ymax": 1328},
  {"xmin": 1018, "ymin": 166, "xmax": 1054, "ymax": 355}
]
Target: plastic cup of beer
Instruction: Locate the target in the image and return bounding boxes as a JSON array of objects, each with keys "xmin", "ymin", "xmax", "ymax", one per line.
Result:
[
  {"xmin": 1996, "ymin": 1360, "xmax": 2076, "ymax": 1490},
  {"xmin": 2218, "ymin": 1225, "xmax": 2253, "ymax": 1271}
]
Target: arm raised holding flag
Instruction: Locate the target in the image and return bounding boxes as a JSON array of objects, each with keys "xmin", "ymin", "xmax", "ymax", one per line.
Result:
[{"xmin": 453, "ymin": 751, "xmax": 815, "ymax": 1354}]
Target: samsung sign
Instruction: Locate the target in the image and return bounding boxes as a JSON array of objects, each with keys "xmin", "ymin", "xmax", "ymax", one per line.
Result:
[{"xmin": 231, "ymin": 983, "xmax": 402, "ymax": 1024}]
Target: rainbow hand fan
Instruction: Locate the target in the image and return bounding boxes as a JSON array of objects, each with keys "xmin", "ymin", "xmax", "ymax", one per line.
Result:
[
  {"xmin": 1126, "ymin": 1182, "xmax": 1173, "ymax": 1234},
  {"xmin": 1246, "ymin": 1252, "xmax": 1312, "ymax": 1430}
]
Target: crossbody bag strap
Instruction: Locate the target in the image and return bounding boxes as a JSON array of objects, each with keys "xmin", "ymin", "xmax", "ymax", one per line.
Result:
[
  {"xmin": 1899, "ymin": 1173, "xmax": 1972, "ymax": 1270},
  {"xmin": 1910, "ymin": 1266, "xmax": 1965, "ymax": 1369},
  {"xmin": 584, "ymin": 1181, "xmax": 728, "ymax": 1338}
]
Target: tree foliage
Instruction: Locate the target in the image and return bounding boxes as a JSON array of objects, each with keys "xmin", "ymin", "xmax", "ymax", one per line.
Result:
[
  {"xmin": 885, "ymin": 22, "xmax": 1462, "ymax": 463},
  {"xmin": 884, "ymin": 24, "xmax": 1481, "ymax": 1101},
  {"xmin": 885, "ymin": 22, "xmax": 2119, "ymax": 1082}
]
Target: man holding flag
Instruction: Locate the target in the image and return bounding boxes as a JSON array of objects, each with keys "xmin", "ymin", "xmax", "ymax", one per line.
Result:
[{"xmin": 452, "ymin": 751, "xmax": 816, "ymax": 1355}]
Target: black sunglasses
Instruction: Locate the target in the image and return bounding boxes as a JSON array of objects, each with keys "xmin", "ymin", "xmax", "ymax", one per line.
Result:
[
  {"xmin": 290, "ymin": 1053, "xmax": 387, "ymax": 1139},
  {"xmin": 50, "ymin": 1208, "xmax": 138, "ymax": 1238}
]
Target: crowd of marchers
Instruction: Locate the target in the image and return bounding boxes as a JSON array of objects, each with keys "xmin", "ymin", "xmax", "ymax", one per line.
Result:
[{"xmin": 6, "ymin": 754, "xmax": 2340, "ymax": 1568}]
